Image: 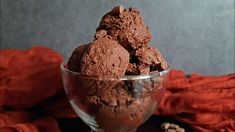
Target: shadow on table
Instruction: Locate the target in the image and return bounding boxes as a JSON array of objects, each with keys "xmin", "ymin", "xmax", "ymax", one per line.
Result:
[{"xmin": 58, "ymin": 115, "xmax": 192, "ymax": 132}]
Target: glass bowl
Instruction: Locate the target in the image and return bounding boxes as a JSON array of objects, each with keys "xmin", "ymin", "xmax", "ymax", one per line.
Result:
[{"xmin": 60, "ymin": 63, "xmax": 170, "ymax": 132}]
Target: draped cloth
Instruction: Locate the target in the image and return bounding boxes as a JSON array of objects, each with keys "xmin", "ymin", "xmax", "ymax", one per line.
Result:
[
  {"xmin": 157, "ymin": 70, "xmax": 235, "ymax": 131},
  {"xmin": 0, "ymin": 46, "xmax": 234, "ymax": 132}
]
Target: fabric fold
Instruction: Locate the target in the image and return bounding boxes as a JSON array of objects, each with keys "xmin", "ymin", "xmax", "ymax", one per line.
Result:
[
  {"xmin": 157, "ymin": 70, "xmax": 235, "ymax": 131},
  {"xmin": 0, "ymin": 111, "xmax": 60, "ymax": 132},
  {"xmin": 0, "ymin": 46, "xmax": 64, "ymax": 109}
]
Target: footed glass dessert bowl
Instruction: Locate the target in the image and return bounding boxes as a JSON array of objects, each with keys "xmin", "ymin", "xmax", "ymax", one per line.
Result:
[{"xmin": 61, "ymin": 63, "xmax": 170, "ymax": 132}]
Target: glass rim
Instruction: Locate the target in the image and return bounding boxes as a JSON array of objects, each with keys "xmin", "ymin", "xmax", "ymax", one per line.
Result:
[{"xmin": 60, "ymin": 62, "xmax": 170, "ymax": 80}]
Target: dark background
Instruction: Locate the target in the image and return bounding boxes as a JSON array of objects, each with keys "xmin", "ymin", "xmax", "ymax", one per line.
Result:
[{"xmin": 1, "ymin": 0, "xmax": 234, "ymax": 75}]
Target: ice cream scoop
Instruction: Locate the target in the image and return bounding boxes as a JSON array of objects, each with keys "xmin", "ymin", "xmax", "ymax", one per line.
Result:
[
  {"xmin": 96, "ymin": 6, "xmax": 152, "ymax": 50},
  {"xmin": 80, "ymin": 36, "xmax": 129, "ymax": 76},
  {"xmin": 126, "ymin": 46, "xmax": 168, "ymax": 75}
]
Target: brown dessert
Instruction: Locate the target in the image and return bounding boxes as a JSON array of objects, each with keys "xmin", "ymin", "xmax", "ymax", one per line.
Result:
[
  {"xmin": 96, "ymin": 6, "xmax": 152, "ymax": 50},
  {"xmin": 67, "ymin": 5, "xmax": 168, "ymax": 132}
]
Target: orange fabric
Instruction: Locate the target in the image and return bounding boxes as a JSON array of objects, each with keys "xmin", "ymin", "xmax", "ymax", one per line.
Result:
[
  {"xmin": 0, "ymin": 111, "xmax": 60, "ymax": 132},
  {"xmin": 0, "ymin": 46, "xmax": 64, "ymax": 109},
  {"xmin": 0, "ymin": 46, "xmax": 234, "ymax": 132},
  {"xmin": 1, "ymin": 124, "xmax": 39, "ymax": 132},
  {"xmin": 157, "ymin": 70, "xmax": 235, "ymax": 131},
  {"xmin": 0, "ymin": 46, "xmax": 76, "ymax": 132},
  {"xmin": 0, "ymin": 111, "xmax": 33, "ymax": 128}
]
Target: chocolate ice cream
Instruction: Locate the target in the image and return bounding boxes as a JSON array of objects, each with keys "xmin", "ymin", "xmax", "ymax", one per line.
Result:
[
  {"xmin": 126, "ymin": 46, "xmax": 168, "ymax": 75},
  {"xmin": 96, "ymin": 6, "xmax": 152, "ymax": 50},
  {"xmin": 66, "ymin": 5, "xmax": 169, "ymax": 132},
  {"xmin": 81, "ymin": 36, "xmax": 129, "ymax": 76},
  {"xmin": 137, "ymin": 47, "xmax": 168, "ymax": 71},
  {"xmin": 80, "ymin": 79, "xmax": 160, "ymax": 132}
]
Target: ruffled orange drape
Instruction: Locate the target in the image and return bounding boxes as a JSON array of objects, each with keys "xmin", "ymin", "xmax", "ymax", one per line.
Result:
[
  {"xmin": 0, "ymin": 46, "xmax": 234, "ymax": 132},
  {"xmin": 157, "ymin": 70, "xmax": 235, "ymax": 131}
]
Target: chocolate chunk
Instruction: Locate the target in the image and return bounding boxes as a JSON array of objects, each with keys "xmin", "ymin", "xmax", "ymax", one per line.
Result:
[
  {"xmin": 110, "ymin": 5, "xmax": 124, "ymax": 15},
  {"xmin": 95, "ymin": 30, "xmax": 107, "ymax": 39}
]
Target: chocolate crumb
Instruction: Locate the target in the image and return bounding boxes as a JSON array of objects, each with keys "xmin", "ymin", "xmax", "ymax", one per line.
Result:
[
  {"xmin": 161, "ymin": 122, "xmax": 185, "ymax": 132},
  {"xmin": 95, "ymin": 30, "xmax": 107, "ymax": 39},
  {"xmin": 110, "ymin": 5, "xmax": 124, "ymax": 15}
]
